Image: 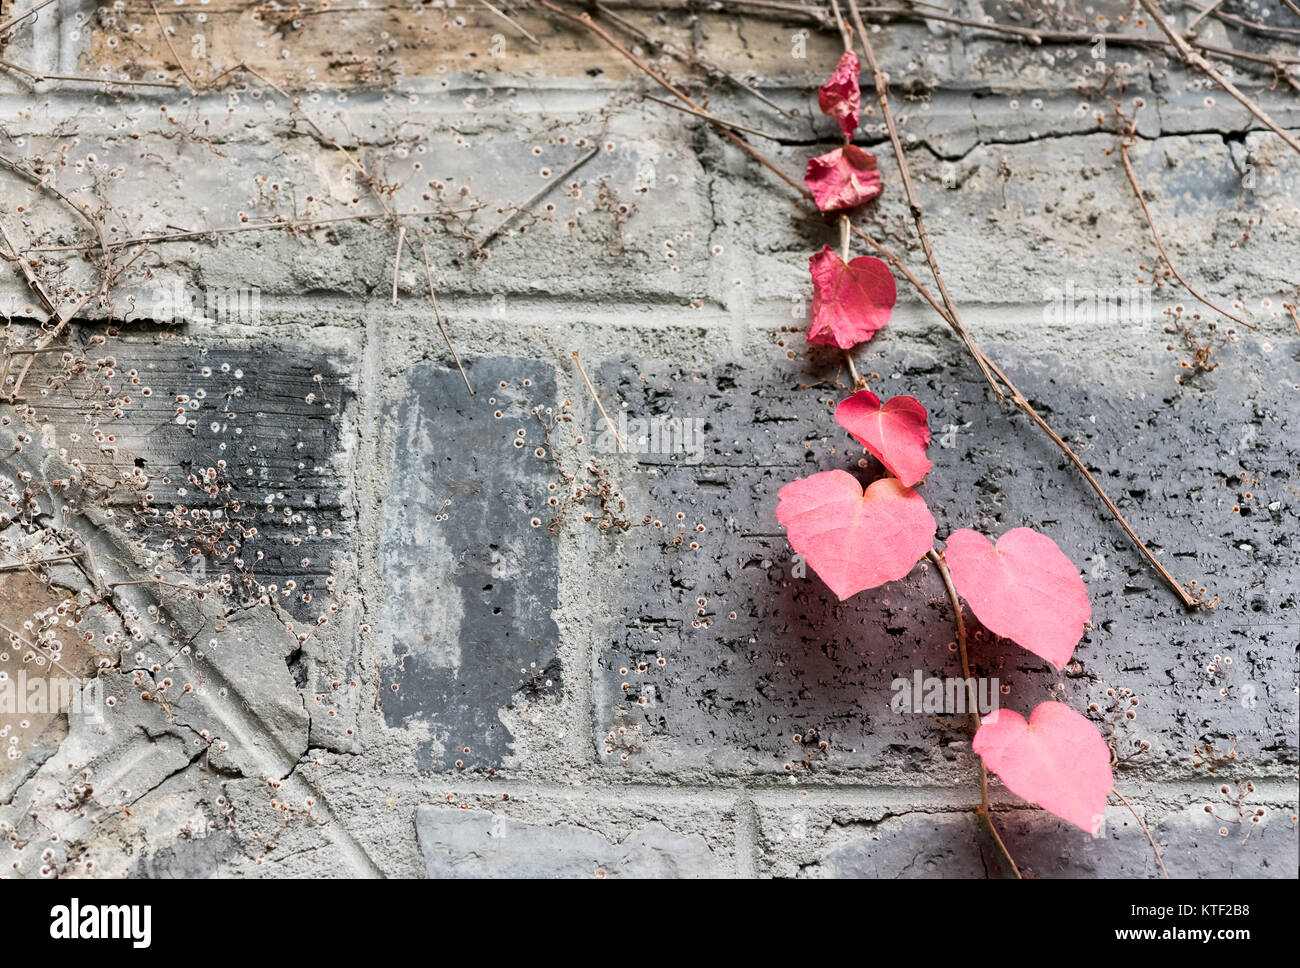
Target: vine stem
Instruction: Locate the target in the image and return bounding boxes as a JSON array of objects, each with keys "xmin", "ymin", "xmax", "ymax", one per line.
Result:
[
  {"xmin": 0, "ymin": 553, "xmax": 82, "ymax": 573},
  {"xmin": 22, "ymin": 208, "xmax": 486, "ymax": 254},
  {"xmin": 391, "ymin": 225, "xmax": 406, "ymax": 306},
  {"xmin": 536, "ymin": 0, "xmax": 813, "ymax": 201},
  {"xmin": 1183, "ymin": 0, "xmax": 1225, "ymax": 35},
  {"xmin": 537, "ymin": 0, "xmax": 1204, "ymax": 609},
  {"xmin": 596, "ymin": 1, "xmax": 795, "ymax": 118},
  {"xmin": 828, "ymin": 0, "xmax": 852, "ymax": 50},
  {"xmin": 847, "ymin": 220, "xmax": 1202, "ymax": 610},
  {"xmin": 976, "ymin": 803, "xmax": 1024, "ymax": 879},
  {"xmin": 1112, "ymin": 787, "xmax": 1170, "ymax": 878},
  {"xmin": 0, "ymin": 0, "xmax": 58, "ymax": 36},
  {"xmin": 150, "ymin": 1, "xmax": 197, "ymax": 90},
  {"xmin": 0, "ymin": 58, "xmax": 184, "ymax": 88},
  {"xmin": 0, "ymin": 149, "xmax": 113, "ymax": 284},
  {"xmin": 657, "ymin": 1, "xmax": 1300, "ymax": 71},
  {"xmin": 838, "ymin": 215, "xmax": 863, "ymax": 388},
  {"xmin": 480, "ymin": 0, "xmax": 541, "ymax": 44},
  {"xmin": 927, "ymin": 549, "xmax": 1023, "ymax": 879},
  {"xmin": 845, "ymin": 0, "xmax": 1002, "ymax": 401},
  {"xmin": 476, "ymin": 145, "xmax": 599, "ymax": 249},
  {"xmin": 1118, "ymin": 134, "xmax": 1253, "ymax": 329},
  {"xmin": 572, "ymin": 350, "xmax": 627, "ymax": 452},
  {"xmin": 0, "ymin": 220, "xmax": 56, "ymax": 315},
  {"xmin": 412, "ymin": 232, "xmax": 474, "ymax": 396},
  {"xmin": 642, "ymin": 94, "xmax": 785, "ymax": 140},
  {"xmin": 1135, "ymin": 0, "xmax": 1300, "ymax": 157}
]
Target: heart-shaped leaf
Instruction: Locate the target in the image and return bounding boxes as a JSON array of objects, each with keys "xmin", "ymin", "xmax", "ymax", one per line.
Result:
[
  {"xmin": 807, "ymin": 246, "xmax": 897, "ymax": 350},
  {"xmin": 775, "ymin": 470, "xmax": 936, "ymax": 600},
  {"xmin": 944, "ymin": 527, "xmax": 1090, "ymax": 667},
  {"xmin": 818, "ymin": 50, "xmax": 861, "ymax": 137},
  {"xmin": 973, "ymin": 702, "xmax": 1113, "ymax": 834},
  {"xmin": 805, "ymin": 145, "xmax": 882, "ymax": 212},
  {"xmin": 835, "ymin": 390, "xmax": 931, "ymax": 486}
]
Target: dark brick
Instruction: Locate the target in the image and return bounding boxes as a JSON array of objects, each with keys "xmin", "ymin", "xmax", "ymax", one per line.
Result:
[
  {"xmin": 22, "ymin": 330, "xmax": 354, "ymax": 622},
  {"xmin": 379, "ymin": 357, "xmax": 561, "ymax": 771},
  {"xmin": 590, "ymin": 337, "xmax": 1299, "ymax": 778}
]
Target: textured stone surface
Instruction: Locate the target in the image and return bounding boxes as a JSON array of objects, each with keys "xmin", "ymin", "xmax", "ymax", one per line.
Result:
[
  {"xmin": 590, "ymin": 339, "xmax": 1299, "ymax": 779},
  {"xmin": 378, "ymin": 356, "xmax": 562, "ymax": 771},
  {"xmin": 761, "ymin": 786, "xmax": 1299, "ymax": 878},
  {"xmin": 20, "ymin": 330, "xmax": 356, "ymax": 616},
  {"xmin": 416, "ymin": 807, "xmax": 719, "ymax": 878}
]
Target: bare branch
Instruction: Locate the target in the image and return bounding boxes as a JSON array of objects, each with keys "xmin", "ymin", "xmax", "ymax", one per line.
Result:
[{"xmin": 1137, "ymin": 0, "xmax": 1300, "ymax": 157}]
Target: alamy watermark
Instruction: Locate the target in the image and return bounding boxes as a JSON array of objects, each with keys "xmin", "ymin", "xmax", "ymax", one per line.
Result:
[
  {"xmin": 1043, "ymin": 280, "xmax": 1154, "ymax": 329},
  {"xmin": 151, "ymin": 280, "xmax": 262, "ymax": 325},
  {"xmin": 49, "ymin": 899, "xmax": 151, "ymax": 948},
  {"xmin": 1, "ymin": 671, "xmax": 104, "ymax": 736},
  {"xmin": 891, "ymin": 671, "xmax": 1000, "ymax": 716},
  {"xmin": 595, "ymin": 411, "xmax": 706, "ymax": 464}
]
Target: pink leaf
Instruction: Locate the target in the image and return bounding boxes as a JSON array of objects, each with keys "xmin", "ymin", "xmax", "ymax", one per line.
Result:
[
  {"xmin": 835, "ymin": 390, "xmax": 932, "ymax": 486},
  {"xmin": 973, "ymin": 702, "xmax": 1113, "ymax": 833},
  {"xmin": 818, "ymin": 51, "xmax": 861, "ymax": 137},
  {"xmin": 944, "ymin": 527, "xmax": 1090, "ymax": 667},
  {"xmin": 775, "ymin": 470, "xmax": 936, "ymax": 600},
  {"xmin": 805, "ymin": 145, "xmax": 882, "ymax": 212},
  {"xmin": 807, "ymin": 246, "xmax": 897, "ymax": 349}
]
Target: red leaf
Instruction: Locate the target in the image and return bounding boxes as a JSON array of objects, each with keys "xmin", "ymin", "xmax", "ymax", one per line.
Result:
[
  {"xmin": 835, "ymin": 390, "xmax": 931, "ymax": 486},
  {"xmin": 805, "ymin": 145, "xmax": 882, "ymax": 212},
  {"xmin": 775, "ymin": 470, "xmax": 936, "ymax": 600},
  {"xmin": 944, "ymin": 527, "xmax": 1090, "ymax": 667},
  {"xmin": 807, "ymin": 246, "xmax": 896, "ymax": 349},
  {"xmin": 973, "ymin": 702, "xmax": 1113, "ymax": 833},
  {"xmin": 818, "ymin": 51, "xmax": 861, "ymax": 137}
]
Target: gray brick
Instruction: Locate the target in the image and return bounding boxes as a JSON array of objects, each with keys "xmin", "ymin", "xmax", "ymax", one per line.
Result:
[
  {"xmin": 788, "ymin": 813, "xmax": 991, "ymax": 879},
  {"xmin": 758, "ymin": 785, "xmax": 1298, "ymax": 878},
  {"xmin": 416, "ymin": 806, "xmax": 720, "ymax": 878},
  {"xmin": 378, "ymin": 357, "xmax": 562, "ymax": 771},
  {"xmin": 20, "ymin": 329, "xmax": 356, "ymax": 622},
  {"xmin": 9, "ymin": 109, "xmax": 715, "ymax": 305},
  {"xmin": 718, "ymin": 132, "xmax": 1299, "ymax": 318},
  {"xmin": 589, "ymin": 337, "xmax": 1298, "ymax": 778},
  {"xmin": 997, "ymin": 796, "xmax": 1299, "ymax": 878}
]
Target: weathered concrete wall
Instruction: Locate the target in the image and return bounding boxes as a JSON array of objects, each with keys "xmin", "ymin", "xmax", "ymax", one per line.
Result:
[{"xmin": 0, "ymin": 0, "xmax": 1296, "ymax": 878}]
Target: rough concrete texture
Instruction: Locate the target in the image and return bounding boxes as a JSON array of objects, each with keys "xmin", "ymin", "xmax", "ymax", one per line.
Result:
[{"xmin": 0, "ymin": 1, "xmax": 1296, "ymax": 879}]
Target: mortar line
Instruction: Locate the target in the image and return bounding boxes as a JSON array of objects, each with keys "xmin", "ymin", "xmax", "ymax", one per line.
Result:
[
  {"xmin": 14, "ymin": 294, "xmax": 1282, "ymax": 337},
  {"xmin": 734, "ymin": 794, "xmax": 760, "ymax": 877},
  {"xmin": 305, "ymin": 771, "xmax": 1300, "ymax": 805},
  {"xmin": 351, "ymin": 309, "xmax": 386, "ymax": 760}
]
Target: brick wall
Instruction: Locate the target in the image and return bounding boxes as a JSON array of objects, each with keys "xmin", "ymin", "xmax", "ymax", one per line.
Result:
[{"xmin": 0, "ymin": 0, "xmax": 1296, "ymax": 878}]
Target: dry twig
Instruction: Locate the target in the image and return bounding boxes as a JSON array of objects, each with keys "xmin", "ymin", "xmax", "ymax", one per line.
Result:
[
  {"xmin": 413, "ymin": 233, "xmax": 474, "ymax": 396},
  {"xmin": 150, "ymin": 1, "xmax": 197, "ymax": 90},
  {"xmin": 1137, "ymin": 0, "xmax": 1300, "ymax": 157},
  {"xmin": 572, "ymin": 350, "xmax": 626, "ymax": 452},
  {"xmin": 595, "ymin": 2, "xmax": 795, "ymax": 117},
  {"xmin": 476, "ymin": 146, "xmax": 600, "ymax": 250},
  {"xmin": 641, "ymin": 94, "xmax": 785, "ymax": 140},
  {"xmin": 927, "ymin": 549, "xmax": 1023, "ymax": 879},
  {"xmin": 0, "ymin": 0, "xmax": 58, "ymax": 37},
  {"xmin": 538, "ymin": 1, "xmax": 813, "ymax": 200},
  {"xmin": 1112, "ymin": 787, "xmax": 1170, "ymax": 878},
  {"xmin": 1119, "ymin": 137, "xmax": 1254, "ymax": 329},
  {"xmin": 480, "ymin": 0, "xmax": 541, "ymax": 44},
  {"xmin": 845, "ymin": 0, "xmax": 1003, "ymax": 400}
]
